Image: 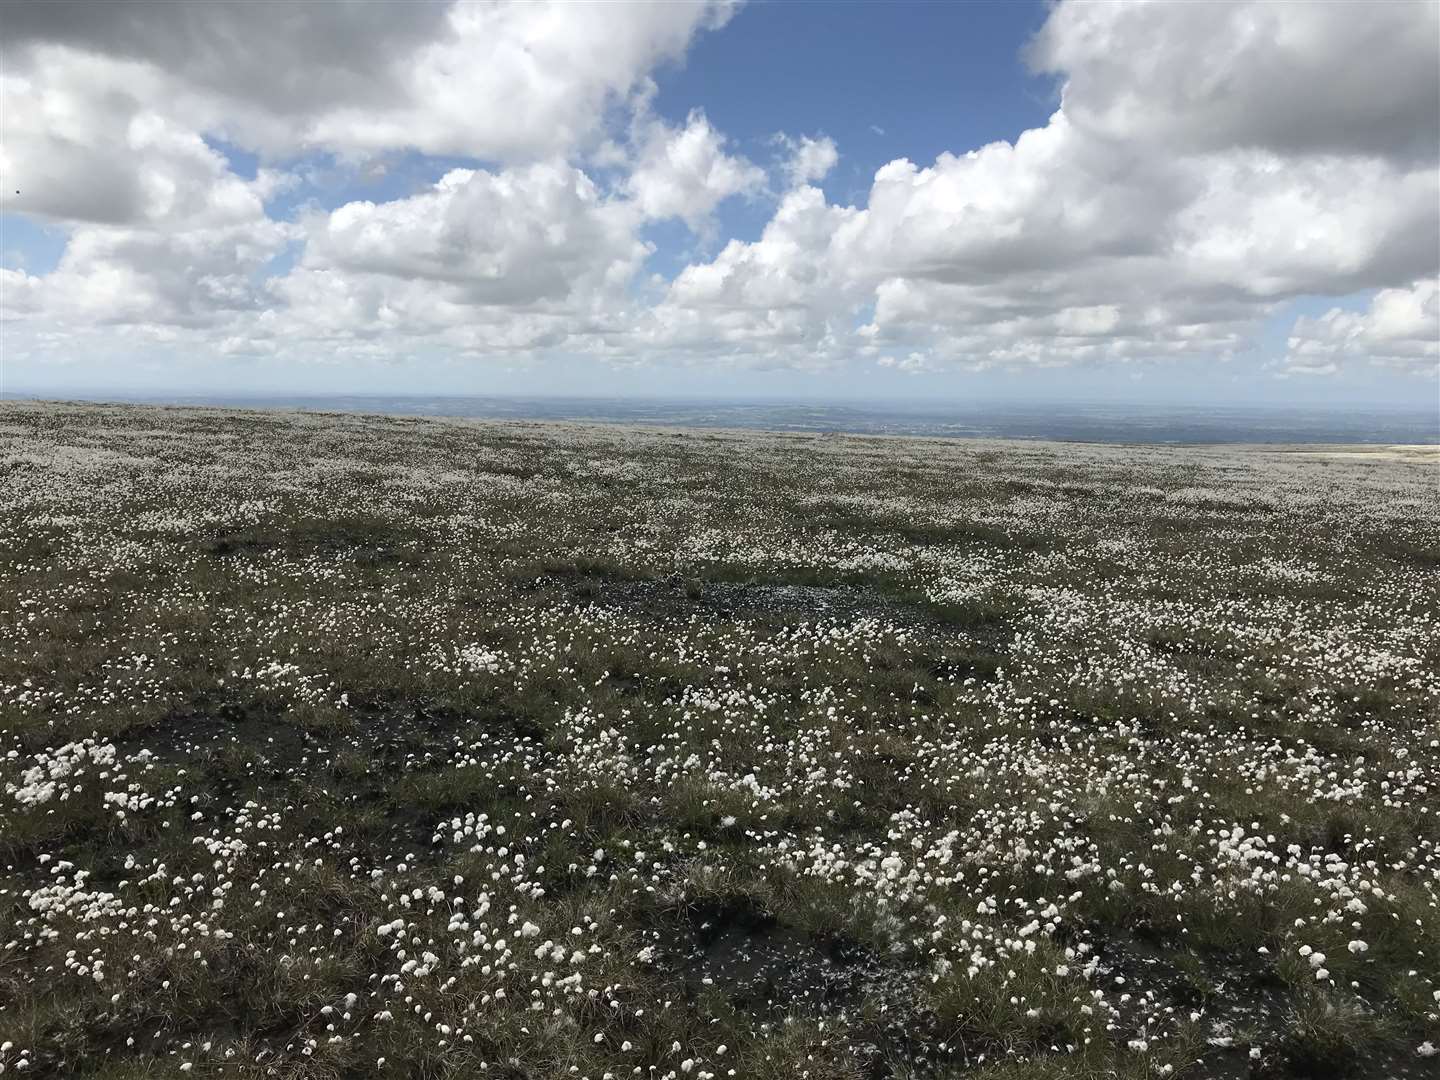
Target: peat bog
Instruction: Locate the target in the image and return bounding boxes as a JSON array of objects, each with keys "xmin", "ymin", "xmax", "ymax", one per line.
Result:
[{"xmin": 1, "ymin": 401, "xmax": 1437, "ymax": 1079}]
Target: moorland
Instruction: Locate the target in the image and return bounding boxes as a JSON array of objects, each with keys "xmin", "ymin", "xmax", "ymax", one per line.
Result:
[{"xmin": 1, "ymin": 401, "xmax": 1437, "ymax": 1079}]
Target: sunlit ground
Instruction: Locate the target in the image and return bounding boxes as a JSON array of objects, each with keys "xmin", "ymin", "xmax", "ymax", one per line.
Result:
[{"xmin": 2, "ymin": 401, "xmax": 1437, "ymax": 1078}]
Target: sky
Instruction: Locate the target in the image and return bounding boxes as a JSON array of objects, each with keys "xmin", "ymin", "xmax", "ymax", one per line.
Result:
[{"xmin": 1, "ymin": 0, "xmax": 1437, "ymax": 406}]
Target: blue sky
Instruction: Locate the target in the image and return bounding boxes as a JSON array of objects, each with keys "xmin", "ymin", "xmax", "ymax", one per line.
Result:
[
  {"xmin": 1, "ymin": 0, "xmax": 1436, "ymax": 407},
  {"xmin": 655, "ymin": 1, "xmax": 1055, "ymax": 198}
]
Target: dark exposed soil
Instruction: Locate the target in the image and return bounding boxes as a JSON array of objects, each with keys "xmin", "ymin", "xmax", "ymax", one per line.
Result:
[
  {"xmin": 115, "ymin": 699, "xmax": 312, "ymax": 763},
  {"xmin": 661, "ymin": 894, "xmax": 962, "ymax": 1077},
  {"xmin": 571, "ymin": 573, "xmax": 1016, "ymax": 650}
]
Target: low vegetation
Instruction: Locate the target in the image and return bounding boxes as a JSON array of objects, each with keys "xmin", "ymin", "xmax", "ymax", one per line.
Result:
[{"xmin": 1, "ymin": 401, "xmax": 1436, "ymax": 1079}]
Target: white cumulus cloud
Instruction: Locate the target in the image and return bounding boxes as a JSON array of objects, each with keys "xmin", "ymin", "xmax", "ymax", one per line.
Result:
[
  {"xmin": 305, "ymin": 164, "xmax": 647, "ymax": 307},
  {"xmin": 1, "ymin": 0, "xmax": 1436, "ymax": 382},
  {"xmin": 1283, "ymin": 279, "xmax": 1440, "ymax": 377},
  {"xmin": 625, "ymin": 111, "xmax": 765, "ymax": 227},
  {"xmin": 776, "ymin": 134, "xmax": 839, "ymax": 188},
  {"xmin": 1029, "ymin": 0, "xmax": 1440, "ymax": 161}
]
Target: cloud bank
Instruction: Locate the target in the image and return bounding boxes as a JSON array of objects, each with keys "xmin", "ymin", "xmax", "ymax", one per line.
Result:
[{"xmin": 2, "ymin": 0, "xmax": 1436, "ymax": 380}]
